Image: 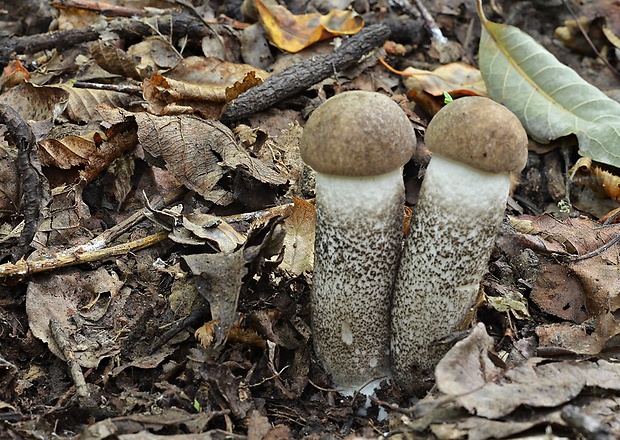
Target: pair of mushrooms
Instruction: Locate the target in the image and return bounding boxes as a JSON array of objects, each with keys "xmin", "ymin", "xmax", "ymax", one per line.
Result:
[{"xmin": 300, "ymin": 91, "xmax": 528, "ymax": 393}]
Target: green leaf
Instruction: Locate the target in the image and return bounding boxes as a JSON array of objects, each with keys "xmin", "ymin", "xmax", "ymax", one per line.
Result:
[{"xmin": 476, "ymin": 0, "xmax": 620, "ymax": 168}]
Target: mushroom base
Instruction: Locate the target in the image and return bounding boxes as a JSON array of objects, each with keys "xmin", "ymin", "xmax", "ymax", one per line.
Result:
[
  {"xmin": 312, "ymin": 169, "xmax": 405, "ymax": 391},
  {"xmin": 390, "ymin": 155, "xmax": 511, "ymax": 391}
]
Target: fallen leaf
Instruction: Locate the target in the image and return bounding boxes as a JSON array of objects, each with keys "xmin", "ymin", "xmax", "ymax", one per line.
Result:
[
  {"xmin": 435, "ymin": 324, "xmax": 620, "ymax": 419},
  {"xmin": 403, "ymin": 62, "xmax": 487, "ymax": 97},
  {"xmin": 510, "ymin": 214, "xmax": 620, "ymax": 320},
  {"xmin": 256, "ymin": 0, "xmax": 363, "ymax": 53},
  {"xmin": 536, "ymin": 312, "xmax": 620, "ymax": 355},
  {"xmin": 281, "ymin": 197, "xmax": 315, "ymax": 276},
  {"xmin": 133, "ymin": 113, "xmax": 287, "ymax": 204},
  {"xmin": 476, "ymin": 0, "xmax": 620, "ymax": 169}
]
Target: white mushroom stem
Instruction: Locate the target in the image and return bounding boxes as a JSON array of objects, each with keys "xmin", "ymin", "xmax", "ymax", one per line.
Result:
[
  {"xmin": 390, "ymin": 155, "xmax": 510, "ymax": 388},
  {"xmin": 300, "ymin": 90, "xmax": 416, "ymax": 393},
  {"xmin": 312, "ymin": 169, "xmax": 404, "ymax": 392}
]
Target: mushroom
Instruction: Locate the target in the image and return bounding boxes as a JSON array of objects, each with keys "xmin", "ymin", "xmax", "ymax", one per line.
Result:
[
  {"xmin": 300, "ymin": 91, "xmax": 416, "ymax": 393},
  {"xmin": 390, "ymin": 96, "xmax": 528, "ymax": 391}
]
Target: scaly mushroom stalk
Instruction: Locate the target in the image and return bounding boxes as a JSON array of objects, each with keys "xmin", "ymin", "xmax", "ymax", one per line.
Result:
[
  {"xmin": 300, "ymin": 91, "xmax": 416, "ymax": 392},
  {"xmin": 390, "ymin": 96, "xmax": 528, "ymax": 391}
]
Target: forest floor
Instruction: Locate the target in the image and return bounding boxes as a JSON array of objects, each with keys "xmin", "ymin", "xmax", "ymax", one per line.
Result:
[{"xmin": 1, "ymin": 0, "xmax": 620, "ymax": 439}]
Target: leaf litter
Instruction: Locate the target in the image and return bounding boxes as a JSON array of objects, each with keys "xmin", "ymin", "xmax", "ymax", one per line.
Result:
[{"xmin": 1, "ymin": 0, "xmax": 620, "ymax": 439}]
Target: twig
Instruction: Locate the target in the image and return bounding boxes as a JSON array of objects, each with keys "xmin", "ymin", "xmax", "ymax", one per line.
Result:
[
  {"xmin": 72, "ymin": 81, "xmax": 143, "ymax": 96},
  {"xmin": 220, "ymin": 24, "xmax": 391, "ymax": 121},
  {"xmin": 0, "ymin": 231, "xmax": 169, "ymax": 278},
  {"xmin": 560, "ymin": 0, "xmax": 620, "ymax": 78},
  {"xmin": 49, "ymin": 318, "xmax": 95, "ymax": 407},
  {"xmin": 0, "ymin": 12, "xmax": 209, "ymax": 68},
  {"xmin": 0, "ymin": 104, "xmax": 46, "ymax": 260},
  {"xmin": 410, "ymin": 0, "xmax": 448, "ymax": 44},
  {"xmin": 566, "ymin": 233, "xmax": 620, "ymax": 262}
]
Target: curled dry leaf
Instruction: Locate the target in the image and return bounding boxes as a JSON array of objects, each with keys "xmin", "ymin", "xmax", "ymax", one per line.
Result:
[
  {"xmin": 38, "ymin": 118, "xmax": 138, "ymax": 187},
  {"xmin": 90, "ymin": 39, "xmax": 142, "ymax": 80},
  {"xmin": 143, "ymin": 56, "xmax": 270, "ymax": 118},
  {"xmin": 0, "ymin": 60, "xmax": 30, "ymax": 92},
  {"xmin": 144, "ymin": 201, "xmax": 245, "ymax": 253},
  {"xmin": 256, "ymin": 0, "xmax": 364, "ymax": 53},
  {"xmin": 134, "ymin": 113, "xmax": 286, "ymax": 203},
  {"xmin": 403, "ymin": 62, "xmax": 487, "ymax": 98},
  {"xmin": 569, "ymin": 156, "xmax": 620, "ymax": 203}
]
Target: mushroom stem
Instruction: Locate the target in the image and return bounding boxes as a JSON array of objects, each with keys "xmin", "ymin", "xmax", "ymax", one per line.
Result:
[
  {"xmin": 312, "ymin": 169, "xmax": 404, "ymax": 390},
  {"xmin": 390, "ymin": 155, "xmax": 509, "ymax": 384},
  {"xmin": 389, "ymin": 96, "xmax": 528, "ymax": 392},
  {"xmin": 299, "ymin": 90, "xmax": 416, "ymax": 392}
]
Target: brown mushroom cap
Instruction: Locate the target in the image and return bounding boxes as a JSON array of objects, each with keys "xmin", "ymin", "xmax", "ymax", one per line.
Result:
[
  {"xmin": 300, "ymin": 91, "xmax": 416, "ymax": 176},
  {"xmin": 424, "ymin": 96, "xmax": 528, "ymax": 174}
]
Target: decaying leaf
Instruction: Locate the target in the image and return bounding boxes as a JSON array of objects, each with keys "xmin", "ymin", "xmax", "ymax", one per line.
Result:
[
  {"xmin": 182, "ymin": 215, "xmax": 284, "ymax": 349},
  {"xmin": 569, "ymin": 156, "xmax": 620, "ymax": 203},
  {"xmin": 434, "ymin": 324, "xmax": 620, "ymax": 419},
  {"xmin": 0, "ymin": 143, "xmax": 19, "ymax": 217},
  {"xmin": 510, "ymin": 215, "xmax": 620, "ymax": 318},
  {"xmin": 256, "ymin": 0, "xmax": 364, "ymax": 53},
  {"xmin": 90, "ymin": 39, "xmax": 142, "ymax": 80},
  {"xmin": 486, "ymin": 289, "xmax": 530, "ymax": 321},
  {"xmin": 403, "ymin": 62, "xmax": 487, "ymax": 98},
  {"xmin": 225, "ymin": 71, "xmax": 264, "ymax": 102},
  {"xmin": 134, "ymin": 113, "xmax": 287, "ymax": 204},
  {"xmin": 60, "ymin": 83, "xmax": 134, "ymax": 124},
  {"xmin": 26, "ymin": 267, "xmax": 125, "ymax": 368},
  {"xmin": 38, "ymin": 118, "xmax": 138, "ymax": 186},
  {"xmin": 0, "ymin": 60, "xmax": 30, "ymax": 91},
  {"xmin": 536, "ymin": 312, "xmax": 620, "ymax": 356},
  {"xmin": 476, "ymin": 0, "xmax": 620, "ymax": 169},
  {"xmin": 145, "ymin": 201, "xmax": 245, "ymax": 252},
  {"xmin": 143, "ymin": 56, "xmax": 270, "ymax": 118},
  {"xmin": 280, "ymin": 197, "xmax": 315, "ymax": 276}
]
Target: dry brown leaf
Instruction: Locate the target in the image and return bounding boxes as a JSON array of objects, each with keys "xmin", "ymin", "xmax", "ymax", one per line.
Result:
[
  {"xmin": 536, "ymin": 313, "xmax": 620, "ymax": 355},
  {"xmin": 39, "ymin": 119, "xmax": 138, "ymax": 186},
  {"xmin": 143, "ymin": 57, "xmax": 270, "ymax": 118},
  {"xmin": 281, "ymin": 197, "xmax": 315, "ymax": 276},
  {"xmin": 569, "ymin": 156, "xmax": 620, "ymax": 203},
  {"xmin": 403, "ymin": 62, "xmax": 487, "ymax": 97},
  {"xmin": 0, "ymin": 144, "xmax": 19, "ymax": 217},
  {"xmin": 0, "ymin": 60, "xmax": 30, "ymax": 92},
  {"xmin": 225, "ymin": 71, "xmax": 264, "ymax": 102},
  {"xmin": 530, "ymin": 260, "xmax": 589, "ymax": 324},
  {"xmin": 144, "ymin": 202, "xmax": 245, "ymax": 253},
  {"xmin": 90, "ymin": 39, "xmax": 142, "ymax": 80},
  {"xmin": 256, "ymin": 0, "xmax": 363, "ymax": 53},
  {"xmin": 0, "ymin": 81, "xmax": 68, "ymax": 122},
  {"xmin": 134, "ymin": 113, "xmax": 286, "ymax": 204},
  {"xmin": 26, "ymin": 267, "xmax": 125, "ymax": 368},
  {"xmin": 511, "ymin": 215, "xmax": 620, "ymax": 321},
  {"xmin": 37, "ymin": 184, "xmax": 91, "ymax": 245},
  {"xmin": 60, "ymin": 83, "xmax": 134, "ymax": 124},
  {"xmin": 434, "ymin": 324, "xmax": 620, "ymax": 419},
  {"xmin": 183, "ymin": 216, "xmax": 284, "ymax": 348}
]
